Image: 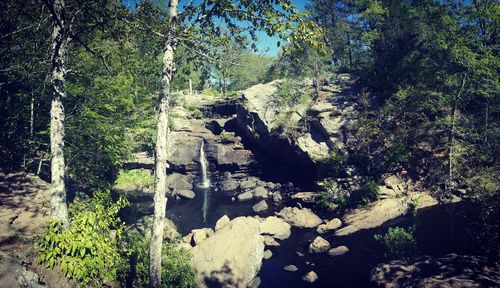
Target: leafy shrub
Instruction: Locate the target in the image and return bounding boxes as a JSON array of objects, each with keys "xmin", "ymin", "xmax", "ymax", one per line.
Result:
[
  {"xmin": 374, "ymin": 226, "xmax": 417, "ymax": 259},
  {"xmin": 317, "ymin": 192, "xmax": 348, "ymax": 211},
  {"xmin": 118, "ymin": 231, "xmax": 196, "ymax": 288},
  {"xmin": 183, "ymin": 102, "xmax": 203, "ymax": 119},
  {"xmin": 357, "ymin": 180, "xmax": 380, "ymax": 205},
  {"xmin": 202, "ymin": 87, "xmax": 221, "ymax": 97},
  {"xmin": 318, "ymin": 152, "xmax": 346, "ymax": 178},
  {"xmin": 115, "ymin": 169, "xmax": 154, "ymax": 188},
  {"xmin": 38, "ymin": 191, "xmax": 129, "ymax": 286}
]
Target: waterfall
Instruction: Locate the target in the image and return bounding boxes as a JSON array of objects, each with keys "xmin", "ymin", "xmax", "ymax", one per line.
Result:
[{"xmin": 199, "ymin": 140, "xmax": 210, "ymax": 222}]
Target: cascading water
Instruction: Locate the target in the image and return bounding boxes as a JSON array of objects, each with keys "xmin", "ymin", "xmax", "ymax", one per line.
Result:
[{"xmin": 198, "ymin": 140, "xmax": 210, "ymax": 222}]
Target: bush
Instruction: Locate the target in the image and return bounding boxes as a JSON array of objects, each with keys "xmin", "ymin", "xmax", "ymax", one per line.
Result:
[
  {"xmin": 220, "ymin": 131, "xmax": 236, "ymax": 143},
  {"xmin": 374, "ymin": 226, "xmax": 417, "ymax": 259},
  {"xmin": 317, "ymin": 192, "xmax": 348, "ymax": 211},
  {"xmin": 183, "ymin": 102, "xmax": 203, "ymax": 119},
  {"xmin": 115, "ymin": 169, "xmax": 154, "ymax": 188},
  {"xmin": 318, "ymin": 152, "xmax": 345, "ymax": 178},
  {"xmin": 37, "ymin": 191, "xmax": 129, "ymax": 286},
  {"xmin": 118, "ymin": 231, "xmax": 196, "ymax": 288},
  {"xmin": 357, "ymin": 180, "xmax": 380, "ymax": 205}
]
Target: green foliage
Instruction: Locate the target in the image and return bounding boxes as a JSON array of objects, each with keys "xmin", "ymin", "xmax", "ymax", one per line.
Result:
[
  {"xmin": 118, "ymin": 231, "xmax": 196, "ymax": 288},
  {"xmin": 37, "ymin": 191, "xmax": 129, "ymax": 286},
  {"xmin": 183, "ymin": 102, "xmax": 203, "ymax": 119},
  {"xmin": 115, "ymin": 169, "xmax": 154, "ymax": 188},
  {"xmin": 374, "ymin": 226, "xmax": 417, "ymax": 259},
  {"xmin": 317, "ymin": 192, "xmax": 347, "ymax": 211},
  {"xmin": 318, "ymin": 152, "xmax": 346, "ymax": 178},
  {"xmin": 357, "ymin": 180, "xmax": 380, "ymax": 205},
  {"xmin": 220, "ymin": 131, "xmax": 236, "ymax": 143},
  {"xmin": 202, "ymin": 87, "xmax": 221, "ymax": 97}
]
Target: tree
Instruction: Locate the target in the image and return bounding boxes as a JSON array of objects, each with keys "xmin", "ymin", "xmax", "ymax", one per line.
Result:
[
  {"xmin": 46, "ymin": 0, "xmax": 70, "ymax": 227},
  {"xmin": 142, "ymin": 0, "xmax": 324, "ymax": 286}
]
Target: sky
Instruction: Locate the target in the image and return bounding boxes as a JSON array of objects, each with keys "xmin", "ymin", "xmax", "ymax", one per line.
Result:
[{"xmin": 122, "ymin": 0, "xmax": 310, "ymax": 57}]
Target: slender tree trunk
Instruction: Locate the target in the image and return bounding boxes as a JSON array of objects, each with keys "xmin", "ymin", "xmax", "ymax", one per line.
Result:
[
  {"xmin": 448, "ymin": 74, "xmax": 467, "ymax": 193},
  {"xmin": 149, "ymin": 1, "xmax": 178, "ymax": 287},
  {"xmin": 48, "ymin": 0, "xmax": 69, "ymax": 227},
  {"xmin": 30, "ymin": 93, "xmax": 34, "ymax": 137},
  {"xmin": 189, "ymin": 78, "xmax": 193, "ymax": 96}
]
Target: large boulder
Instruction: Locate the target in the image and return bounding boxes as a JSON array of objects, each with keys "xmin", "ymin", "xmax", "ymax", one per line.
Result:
[
  {"xmin": 259, "ymin": 216, "xmax": 291, "ymax": 240},
  {"xmin": 190, "ymin": 217, "xmax": 265, "ymax": 287},
  {"xmin": 309, "ymin": 236, "xmax": 331, "ymax": 254},
  {"xmin": 335, "ymin": 192, "xmax": 438, "ymax": 236},
  {"xmin": 276, "ymin": 207, "xmax": 322, "ymax": 228},
  {"xmin": 316, "ymin": 218, "xmax": 342, "ymax": 234}
]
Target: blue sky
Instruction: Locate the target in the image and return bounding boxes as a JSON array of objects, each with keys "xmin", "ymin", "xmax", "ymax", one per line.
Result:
[{"xmin": 122, "ymin": 0, "xmax": 310, "ymax": 57}]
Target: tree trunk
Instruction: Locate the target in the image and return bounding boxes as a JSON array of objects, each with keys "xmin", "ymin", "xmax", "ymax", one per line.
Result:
[
  {"xmin": 447, "ymin": 74, "xmax": 467, "ymax": 193},
  {"xmin": 189, "ymin": 78, "xmax": 193, "ymax": 96},
  {"xmin": 149, "ymin": 0, "xmax": 178, "ymax": 287},
  {"xmin": 48, "ymin": 0, "xmax": 69, "ymax": 227}
]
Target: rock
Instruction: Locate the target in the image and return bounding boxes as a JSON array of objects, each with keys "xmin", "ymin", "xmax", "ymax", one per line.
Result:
[
  {"xmin": 220, "ymin": 179, "xmax": 239, "ymax": 192},
  {"xmin": 263, "ymin": 250, "xmax": 273, "ymax": 260},
  {"xmin": 371, "ymin": 254, "xmax": 500, "ymax": 288},
  {"xmin": 253, "ymin": 186, "xmax": 269, "ymax": 199},
  {"xmin": 215, "ymin": 144, "xmax": 254, "ymax": 168},
  {"xmin": 291, "ymin": 192, "xmax": 320, "ymax": 203},
  {"xmin": 276, "ymin": 207, "xmax": 322, "ymax": 228},
  {"xmin": 237, "ymin": 191, "xmax": 253, "ymax": 201},
  {"xmin": 316, "ymin": 218, "xmax": 342, "ymax": 234},
  {"xmin": 252, "ymin": 200, "xmax": 268, "ymax": 213},
  {"xmin": 335, "ymin": 192, "xmax": 438, "ymax": 236},
  {"xmin": 248, "ymin": 277, "xmax": 261, "ymax": 288},
  {"xmin": 240, "ymin": 179, "xmax": 257, "ymax": 190},
  {"xmin": 263, "ymin": 235, "xmax": 280, "ymax": 247},
  {"xmin": 192, "ymin": 228, "xmax": 214, "ymax": 245},
  {"xmin": 272, "ymin": 192, "xmax": 282, "ymax": 203},
  {"xmin": 18, "ymin": 269, "xmax": 43, "ymax": 288},
  {"xmin": 215, "ymin": 215, "xmax": 230, "ymax": 231},
  {"xmin": 284, "ymin": 265, "xmax": 298, "ymax": 272},
  {"xmin": 259, "ymin": 216, "xmax": 291, "ymax": 240},
  {"xmin": 163, "ymin": 218, "xmax": 180, "ymax": 240},
  {"xmin": 167, "ymin": 173, "xmax": 194, "ymax": 191},
  {"xmin": 296, "ymin": 133, "xmax": 330, "ymax": 162},
  {"xmin": 177, "ymin": 189, "xmax": 195, "ymax": 199},
  {"xmin": 302, "ymin": 271, "xmax": 318, "ymax": 283},
  {"xmin": 190, "ymin": 217, "xmax": 264, "ymax": 287},
  {"xmin": 328, "ymin": 246, "xmax": 349, "ymax": 256},
  {"xmin": 383, "ymin": 175, "xmax": 401, "ymax": 189},
  {"xmin": 182, "ymin": 233, "xmax": 193, "ymax": 244},
  {"xmin": 309, "ymin": 236, "xmax": 331, "ymax": 254}
]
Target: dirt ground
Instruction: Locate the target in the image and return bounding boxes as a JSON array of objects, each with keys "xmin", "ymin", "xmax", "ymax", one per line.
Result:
[{"xmin": 0, "ymin": 172, "xmax": 69, "ymax": 287}]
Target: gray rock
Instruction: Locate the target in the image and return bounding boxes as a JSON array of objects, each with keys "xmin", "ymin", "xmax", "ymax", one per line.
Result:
[
  {"xmin": 263, "ymin": 235, "xmax": 280, "ymax": 247},
  {"xmin": 252, "ymin": 200, "xmax": 268, "ymax": 213},
  {"xmin": 253, "ymin": 186, "xmax": 269, "ymax": 199},
  {"xmin": 240, "ymin": 179, "xmax": 257, "ymax": 190},
  {"xmin": 309, "ymin": 236, "xmax": 331, "ymax": 254},
  {"xmin": 284, "ymin": 265, "xmax": 298, "ymax": 272},
  {"xmin": 316, "ymin": 218, "xmax": 342, "ymax": 234},
  {"xmin": 259, "ymin": 216, "xmax": 291, "ymax": 240},
  {"xmin": 192, "ymin": 228, "xmax": 214, "ymax": 245},
  {"xmin": 328, "ymin": 245, "xmax": 349, "ymax": 256},
  {"xmin": 220, "ymin": 179, "xmax": 239, "ymax": 192},
  {"xmin": 263, "ymin": 250, "xmax": 273, "ymax": 260},
  {"xmin": 276, "ymin": 207, "xmax": 322, "ymax": 228},
  {"xmin": 237, "ymin": 191, "xmax": 253, "ymax": 201},
  {"xmin": 272, "ymin": 192, "xmax": 283, "ymax": 203},
  {"xmin": 190, "ymin": 217, "xmax": 265, "ymax": 287},
  {"xmin": 177, "ymin": 189, "xmax": 195, "ymax": 199},
  {"xmin": 18, "ymin": 269, "xmax": 43, "ymax": 288},
  {"xmin": 302, "ymin": 271, "xmax": 318, "ymax": 283},
  {"xmin": 215, "ymin": 215, "xmax": 230, "ymax": 231}
]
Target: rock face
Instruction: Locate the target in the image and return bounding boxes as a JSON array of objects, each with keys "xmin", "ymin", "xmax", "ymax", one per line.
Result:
[
  {"xmin": 335, "ymin": 192, "xmax": 438, "ymax": 236},
  {"xmin": 276, "ymin": 207, "xmax": 322, "ymax": 228},
  {"xmin": 309, "ymin": 236, "xmax": 331, "ymax": 254},
  {"xmin": 215, "ymin": 215, "xmax": 230, "ymax": 231},
  {"xmin": 236, "ymin": 75, "xmax": 359, "ymax": 175},
  {"xmin": 259, "ymin": 216, "xmax": 291, "ymax": 240},
  {"xmin": 190, "ymin": 217, "xmax": 265, "ymax": 287},
  {"xmin": 371, "ymin": 254, "xmax": 500, "ymax": 288}
]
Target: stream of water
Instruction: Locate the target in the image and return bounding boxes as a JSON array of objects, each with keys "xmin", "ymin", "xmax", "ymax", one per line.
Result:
[{"xmin": 199, "ymin": 140, "xmax": 210, "ymax": 222}]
